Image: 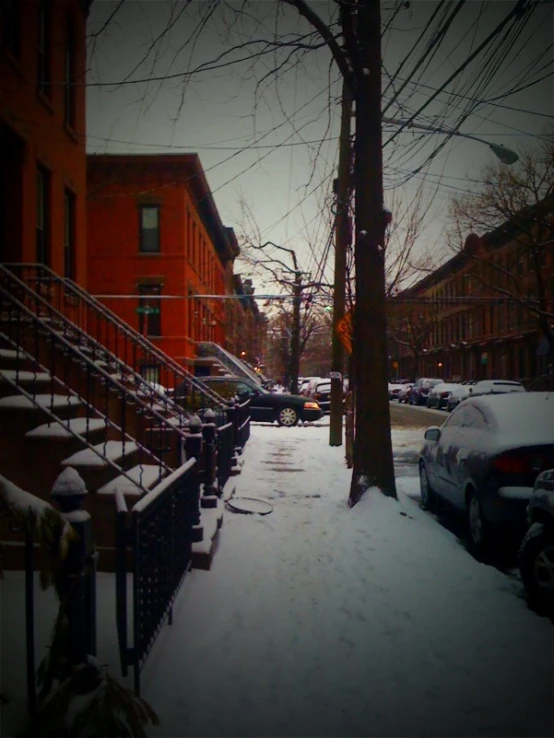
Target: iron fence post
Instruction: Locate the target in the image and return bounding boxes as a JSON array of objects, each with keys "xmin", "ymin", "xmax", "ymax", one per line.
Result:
[
  {"xmin": 185, "ymin": 415, "xmax": 204, "ymax": 542},
  {"xmin": 51, "ymin": 469, "xmax": 98, "ymax": 682},
  {"xmin": 201, "ymin": 409, "xmax": 218, "ymax": 507},
  {"xmin": 232, "ymin": 396, "xmax": 241, "ymax": 461}
]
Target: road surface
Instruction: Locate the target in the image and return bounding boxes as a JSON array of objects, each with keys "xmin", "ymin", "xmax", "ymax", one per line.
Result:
[{"xmin": 390, "ymin": 400, "xmax": 446, "ymax": 429}]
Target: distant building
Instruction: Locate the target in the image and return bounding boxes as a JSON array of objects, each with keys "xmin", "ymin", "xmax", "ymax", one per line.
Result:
[
  {"xmin": 389, "ymin": 204, "xmax": 554, "ymax": 382},
  {"xmin": 0, "ymin": 0, "xmax": 90, "ymax": 281},
  {"xmin": 86, "ymin": 154, "xmax": 240, "ymax": 369}
]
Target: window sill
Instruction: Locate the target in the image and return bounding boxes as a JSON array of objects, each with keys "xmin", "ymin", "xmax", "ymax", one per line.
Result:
[
  {"xmin": 138, "ymin": 252, "xmax": 162, "ymax": 256},
  {"xmin": 2, "ymin": 48, "xmax": 24, "ymax": 78},
  {"xmin": 37, "ymin": 90, "xmax": 55, "ymax": 114}
]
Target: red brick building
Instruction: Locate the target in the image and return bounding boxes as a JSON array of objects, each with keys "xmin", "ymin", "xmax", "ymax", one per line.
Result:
[
  {"xmin": 389, "ymin": 208, "xmax": 554, "ymax": 383},
  {"xmin": 0, "ymin": 0, "xmax": 89, "ymax": 280},
  {"xmin": 86, "ymin": 154, "xmax": 240, "ymax": 373}
]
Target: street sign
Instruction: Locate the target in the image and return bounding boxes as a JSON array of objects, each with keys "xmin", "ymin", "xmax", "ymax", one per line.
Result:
[
  {"xmin": 336, "ymin": 308, "xmax": 353, "ymax": 354},
  {"xmin": 135, "ymin": 306, "xmax": 160, "ymax": 315}
]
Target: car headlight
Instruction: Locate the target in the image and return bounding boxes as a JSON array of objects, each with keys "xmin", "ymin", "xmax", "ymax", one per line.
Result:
[{"xmin": 304, "ymin": 401, "xmax": 320, "ymax": 409}]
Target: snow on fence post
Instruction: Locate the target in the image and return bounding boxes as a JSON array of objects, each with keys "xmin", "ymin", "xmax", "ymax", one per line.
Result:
[
  {"xmin": 50, "ymin": 468, "xmax": 97, "ymax": 671},
  {"xmin": 184, "ymin": 415, "xmax": 204, "ymax": 543},
  {"xmin": 200, "ymin": 409, "xmax": 218, "ymax": 508}
]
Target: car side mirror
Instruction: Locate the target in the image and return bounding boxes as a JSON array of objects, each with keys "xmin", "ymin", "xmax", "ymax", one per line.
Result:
[{"xmin": 424, "ymin": 426, "xmax": 441, "ymax": 442}]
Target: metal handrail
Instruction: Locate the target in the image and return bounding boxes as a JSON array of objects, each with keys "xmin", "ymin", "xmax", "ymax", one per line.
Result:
[
  {"xmin": 1, "ymin": 264, "xmax": 226, "ymax": 408},
  {"xmin": 0, "ymin": 267, "xmax": 190, "ymax": 424},
  {"xmin": 0, "ymin": 361, "xmax": 160, "ymax": 497},
  {"xmin": 197, "ymin": 341, "xmax": 262, "ymax": 384},
  {"xmin": 0, "ymin": 285, "xmax": 190, "ymax": 442}
]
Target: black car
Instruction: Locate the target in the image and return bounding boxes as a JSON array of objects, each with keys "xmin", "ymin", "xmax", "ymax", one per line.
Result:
[
  {"xmin": 419, "ymin": 393, "xmax": 554, "ymax": 554},
  {"xmin": 194, "ymin": 376, "xmax": 324, "ymax": 426},
  {"xmin": 518, "ymin": 468, "xmax": 554, "ymax": 611}
]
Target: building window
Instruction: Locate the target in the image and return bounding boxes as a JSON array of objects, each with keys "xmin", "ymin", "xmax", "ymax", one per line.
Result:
[
  {"xmin": 1, "ymin": 0, "xmax": 21, "ymax": 58},
  {"xmin": 37, "ymin": 0, "xmax": 51, "ymax": 96},
  {"xmin": 64, "ymin": 17, "xmax": 75, "ymax": 128},
  {"xmin": 138, "ymin": 284, "xmax": 162, "ymax": 337},
  {"xmin": 36, "ymin": 165, "xmax": 50, "ymax": 265},
  {"xmin": 139, "ymin": 205, "xmax": 160, "ymax": 253},
  {"xmin": 140, "ymin": 364, "xmax": 161, "ymax": 384},
  {"xmin": 64, "ymin": 189, "xmax": 76, "ymax": 279}
]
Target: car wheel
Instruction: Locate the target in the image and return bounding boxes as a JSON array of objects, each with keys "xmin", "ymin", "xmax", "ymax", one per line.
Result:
[
  {"xmin": 419, "ymin": 463, "xmax": 436, "ymax": 512},
  {"xmin": 518, "ymin": 522, "xmax": 554, "ymax": 611},
  {"xmin": 467, "ymin": 491, "xmax": 489, "ymax": 553},
  {"xmin": 278, "ymin": 406, "xmax": 298, "ymax": 427}
]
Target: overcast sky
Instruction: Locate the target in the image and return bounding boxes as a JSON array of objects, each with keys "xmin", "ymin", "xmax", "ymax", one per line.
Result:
[{"xmin": 86, "ymin": 1, "xmax": 553, "ymax": 294}]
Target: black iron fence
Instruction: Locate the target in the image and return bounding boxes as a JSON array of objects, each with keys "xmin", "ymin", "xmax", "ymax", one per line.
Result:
[
  {"xmin": 115, "ymin": 459, "xmax": 200, "ymax": 696},
  {"xmin": 236, "ymin": 399, "xmax": 251, "ymax": 453},
  {"xmin": 216, "ymin": 421, "xmax": 234, "ymax": 492}
]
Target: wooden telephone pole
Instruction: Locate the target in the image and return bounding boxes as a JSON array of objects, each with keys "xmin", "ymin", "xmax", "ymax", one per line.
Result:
[
  {"xmin": 349, "ymin": 0, "xmax": 396, "ymax": 503},
  {"xmin": 329, "ymin": 80, "xmax": 353, "ymax": 447}
]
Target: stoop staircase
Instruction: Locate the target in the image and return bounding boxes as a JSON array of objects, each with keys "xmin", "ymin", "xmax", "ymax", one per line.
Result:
[
  {"xmin": 196, "ymin": 342, "xmax": 263, "ymax": 384},
  {"xmin": 0, "ymin": 265, "xmax": 230, "ymax": 571}
]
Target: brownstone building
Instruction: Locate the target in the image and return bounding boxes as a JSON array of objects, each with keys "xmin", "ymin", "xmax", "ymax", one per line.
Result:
[{"xmin": 389, "ymin": 206, "xmax": 554, "ymax": 383}]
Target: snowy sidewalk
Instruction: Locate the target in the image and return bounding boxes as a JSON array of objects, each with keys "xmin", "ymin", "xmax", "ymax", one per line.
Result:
[{"xmin": 140, "ymin": 424, "xmax": 553, "ymax": 738}]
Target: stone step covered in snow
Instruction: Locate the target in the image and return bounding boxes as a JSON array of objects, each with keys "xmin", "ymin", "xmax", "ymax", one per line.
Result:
[
  {"xmin": 61, "ymin": 441, "xmax": 139, "ymax": 468},
  {"xmin": 25, "ymin": 417, "xmax": 107, "ymax": 440},
  {"xmin": 0, "ymin": 348, "xmax": 34, "ymax": 370},
  {"xmin": 0, "ymin": 369, "xmax": 51, "ymax": 383},
  {"xmin": 96, "ymin": 464, "xmax": 166, "ymax": 497},
  {"xmin": 0, "ymin": 393, "xmax": 82, "ymax": 411}
]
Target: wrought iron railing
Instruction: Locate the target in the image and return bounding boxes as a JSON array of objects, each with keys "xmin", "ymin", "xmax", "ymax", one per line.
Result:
[
  {"xmin": 0, "ymin": 264, "xmax": 227, "ymax": 413},
  {"xmin": 216, "ymin": 421, "xmax": 234, "ymax": 492},
  {"xmin": 235, "ymin": 398, "xmax": 251, "ymax": 452},
  {"xmin": 0, "ymin": 266, "xmax": 190, "ymax": 427},
  {"xmin": 115, "ymin": 459, "xmax": 200, "ymax": 696},
  {"xmin": 0, "ymin": 285, "xmax": 190, "ymax": 484},
  {"xmin": 197, "ymin": 341, "xmax": 262, "ymax": 384}
]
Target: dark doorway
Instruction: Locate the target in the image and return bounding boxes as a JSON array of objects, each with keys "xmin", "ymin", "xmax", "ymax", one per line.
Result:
[{"xmin": 0, "ymin": 123, "xmax": 25, "ymax": 262}]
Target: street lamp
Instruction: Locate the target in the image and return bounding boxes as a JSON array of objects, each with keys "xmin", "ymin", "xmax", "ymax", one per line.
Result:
[{"xmin": 383, "ymin": 116, "xmax": 519, "ymax": 165}]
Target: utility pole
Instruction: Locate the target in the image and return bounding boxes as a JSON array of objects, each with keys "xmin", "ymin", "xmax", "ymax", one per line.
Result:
[
  {"xmin": 349, "ymin": 0, "xmax": 396, "ymax": 504},
  {"xmin": 289, "ymin": 269, "xmax": 302, "ymax": 393},
  {"xmin": 329, "ymin": 79, "xmax": 353, "ymax": 447}
]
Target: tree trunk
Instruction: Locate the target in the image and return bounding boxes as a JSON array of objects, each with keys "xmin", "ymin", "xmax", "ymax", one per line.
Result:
[{"xmin": 349, "ymin": 0, "xmax": 396, "ymax": 506}]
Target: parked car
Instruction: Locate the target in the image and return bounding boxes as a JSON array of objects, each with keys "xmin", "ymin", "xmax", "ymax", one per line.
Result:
[
  {"xmin": 311, "ymin": 379, "xmax": 331, "ymax": 413},
  {"xmin": 446, "ymin": 383, "xmax": 474, "ymax": 412},
  {"xmin": 397, "ymin": 383, "xmax": 413, "ymax": 403},
  {"xmin": 388, "ymin": 381, "xmax": 406, "ymax": 401},
  {"xmin": 469, "ymin": 379, "xmax": 526, "ymax": 397},
  {"xmin": 426, "ymin": 382, "xmax": 460, "ymax": 410},
  {"xmin": 518, "ymin": 468, "xmax": 554, "ymax": 611},
  {"xmin": 301, "ymin": 377, "xmax": 321, "ymax": 396},
  {"xmin": 194, "ymin": 376, "xmax": 323, "ymax": 426},
  {"xmin": 408, "ymin": 378, "xmax": 442, "ymax": 405},
  {"xmin": 419, "ymin": 392, "xmax": 554, "ymax": 553}
]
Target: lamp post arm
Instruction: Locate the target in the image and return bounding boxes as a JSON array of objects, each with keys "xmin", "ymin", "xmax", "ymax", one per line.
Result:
[{"xmin": 382, "ymin": 116, "xmax": 519, "ymax": 165}]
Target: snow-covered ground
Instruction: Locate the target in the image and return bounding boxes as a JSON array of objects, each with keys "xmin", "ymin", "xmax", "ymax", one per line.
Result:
[{"xmin": 1, "ymin": 424, "xmax": 552, "ymax": 737}]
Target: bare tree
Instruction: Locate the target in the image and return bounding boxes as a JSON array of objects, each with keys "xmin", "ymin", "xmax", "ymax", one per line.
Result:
[
  {"xmin": 387, "ymin": 300, "xmax": 442, "ymax": 380},
  {"xmin": 448, "ymin": 135, "xmax": 554, "ymax": 357}
]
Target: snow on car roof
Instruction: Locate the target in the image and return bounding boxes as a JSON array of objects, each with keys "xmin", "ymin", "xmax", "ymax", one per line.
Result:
[
  {"xmin": 469, "ymin": 392, "xmax": 554, "ymax": 446},
  {"xmin": 431, "ymin": 382, "xmax": 459, "ymax": 391}
]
